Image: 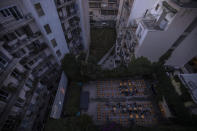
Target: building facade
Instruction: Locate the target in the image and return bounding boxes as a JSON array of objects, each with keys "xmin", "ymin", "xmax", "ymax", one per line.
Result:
[
  {"xmin": 54, "ymin": 0, "xmax": 90, "ymax": 54},
  {"xmin": 0, "ymin": 0, "xmax": 89, "ymax": 130},
  {"xmin": 89, "ymin": 0, "xmax": 119, "ymax": 25},
  {"xmin": 115, "ymin": 0, "xmax": 197, "ymax": 70},
  {"xmin": 134, "ymin": 0, "xmax": 197, "ymax": 63}
]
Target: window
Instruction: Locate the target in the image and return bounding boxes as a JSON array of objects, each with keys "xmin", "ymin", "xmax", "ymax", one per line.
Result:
[
  {"xmin": 155, "ymin": 4, "xmax": 159, "ymax": 11},
  {"xmin": 137, "ymin": 26, "xmax": 143, "ymax": 39},
  {"xmin": 11, "ymin": 69, "xmax": 20, "ymax": 78},
  {"xmin": 34, "ymin": 3, "xmax": 45, "ymax": 17},
  {"xmin": 56, "ymin": 50, "xmax": 61, "ymax": 57},
  {"xmin": 9, "ymin": 6, "xmax": 23, "ymax": 20},
  {"xmin": 0, "ymin": 56, "xmax": 8, "ymax": 68},
  {"xmin": 51, "ymin": 39, "xmax": 57, "ymax": 47},
  {"xmin": 108, "ymin": 0, "xmax": 117, "ymax": 2},
  {"xmin": 89, "ymin": 3, "xmax": 101, "ymax": 8},
  {"xmin": 44, "ymin": 24, "xmax": 52, "ymax": 34},
  {"xmin": 101, "ymin": 10, "xmax": 117, "ymax": 15},
  {"xmin": 0, "ymin": 10, "xmax": 7, "ymax": 17},
  {"xmin": 0, "ymin": 9, "xmax": 11, "ymax": 17},
  {"xmin": 0, "ymin": 6, "xmax": 22, "ymax": 20},
  {"xmin": 89, "ymin": 11, "xmax": 93, "ymax": 15},
  {"xmin": 159, "ymin": 19, "xmax": 168, "ymax": 30}
]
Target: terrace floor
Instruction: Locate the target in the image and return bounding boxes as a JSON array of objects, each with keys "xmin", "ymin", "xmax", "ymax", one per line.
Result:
[{"xmin": 82, "ymin": 79, "xmax": 160, "ymax": 127}]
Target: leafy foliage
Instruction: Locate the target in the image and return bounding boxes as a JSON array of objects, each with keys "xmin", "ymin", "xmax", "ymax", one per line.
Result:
[
  {"xmin": 153, "ymin": 65, "xmax": 197, "ymax": 126},
  {"xmin": 90, "ymin": 28, "xmax": 116, "ymax": 62},
  {"xmin": 63, "ymin": 82, "xmax": 81, "ymax": 116},
  {"xmin": 45, "ymin": 115, "xmax": 99, "ymax": 131},
  {"xmin": 61, "ymin": 54, "xmax": 81, "ymax": 81}
]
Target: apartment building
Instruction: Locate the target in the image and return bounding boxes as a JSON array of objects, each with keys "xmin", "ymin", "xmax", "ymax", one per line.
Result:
[
  {"xmin": 0, "ymin": 0, "xmax": 89, "ymax": 130},
  {"xmin": 115, "ymin": 0, "xmax": 197, "ymax": 70},
  {"xmin": 114, "ymin": 0, "xmax": 135, "ymax": 66},
  {"xmin": 55, "ymin": 0, "xmax": 90, "ymax": 53},
  {"xmin": 116, "ymin": 0, "xmax": 134, "ymax": 31},
  {"xmin": 89, "ymin": 0, "xmax": 119, "ymax": 25}
]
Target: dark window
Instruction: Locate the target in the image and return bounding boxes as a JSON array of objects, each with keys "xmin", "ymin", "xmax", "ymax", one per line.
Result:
[
  {"xmin": 51, "ymin": 39, "xmax": 57, "ymax": 47},
  {"xmin": 89, "ymin": 3, "xmax": 101, "ymax": 8},
  {"xmin": 0, "ymin": 6, "xmax": 22, "ymax": 19},
  {"xmin": 108, "ymin": 0, "xmax": 117, "ymax": 2},
  {"xmin": 56, "ymin": 50, "xmax": 61, "ymax": 57},
  {"xmin": 101, "ymin": 10, "xmax": 117, "ymax": 15},
  {"xmin": 44, "ymin": 24, "xmax": 52, "ymax": 34},
  {"xmin": 34, "ymin": 3, "xmax": 45, "ymax": 17},
  {"xmin": 5, "ymin": 9, "xmax": 11, "ymax": 16},
  {"xmin": 155, "ymin": 4, "xmax": 159, "ymax": 11},
  {"xmin": 0, "ymin": 10, "xmax": 6, "ymax": 17},
  {"xmin": 13, "ymin": 6, "xmax": 23, "ymax": 19},
  {"xmin": 0, "ymin": 56, "xmax": 8, "ymax": 67},
  {"xmin": 9, "ymin": 7, "xmax": 18, "ymax": 20}
]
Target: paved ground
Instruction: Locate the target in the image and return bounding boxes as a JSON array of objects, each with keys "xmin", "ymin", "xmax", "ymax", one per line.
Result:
[{"xmin": 82, "ymin": 79, "xmax": 159, "ymax": 127}]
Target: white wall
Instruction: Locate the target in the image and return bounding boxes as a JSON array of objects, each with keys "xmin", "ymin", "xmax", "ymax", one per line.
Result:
[
  {"xmin": 77, "ymin": 0, "xmax": 90, "ymax": 51},
  {"xmin": 22, "ymin": 0, "xmax": 69, "ymax": 63},
  {"xmin": 135, "ymin": 6, "xmax": 197, "ymax": 62},
  {"xmin": 127, "ymin": 0, "xmax": 159, "ymax": 25},
  {"xmin": 165, "ymin": 26, "xmax": 197, "ymax": 67}
]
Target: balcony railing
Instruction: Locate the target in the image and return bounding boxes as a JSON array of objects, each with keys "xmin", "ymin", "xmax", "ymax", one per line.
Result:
[
  {"xmin": 8, "ymin": 32, "xmax": 42, "ymax": 54},
  {"xmin": 56, "ymin": 0, "xmax": 74, "ymax": 9},
  {"xmin": 60, "ymin": 14, "xmax": 77, "ymax": 23},
  {"xmin": 0, "ymin": 59, "xmax": 18, "ymax": 88},
  {"xmin": 89, "ymin": 0, "xmax": 102, "ymax": 1},
  {"xmin": 0, "ymin": 14, "xmax": 33, "ymax": 36},
  {"xmin": 32, "ymin": 55, "xmax": 54, "ymax": 76},
  {"xmin": 0, "ymin": 70, "xmax": 30, "ymax": 130}
]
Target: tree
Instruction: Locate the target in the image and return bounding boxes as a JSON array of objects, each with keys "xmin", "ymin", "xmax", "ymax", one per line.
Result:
[{"xmin": 61, "ymin": 54, "xmax": 81, "ymax": 81}]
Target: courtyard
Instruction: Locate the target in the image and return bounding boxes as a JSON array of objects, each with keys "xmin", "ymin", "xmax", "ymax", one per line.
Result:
[
  {"xmin": 89, "ymin": 28, "xmax": 116, "ymax": 62},
  {"xmin": 82, "ymin": 79, "xmax": 160, "ymax": 127}
]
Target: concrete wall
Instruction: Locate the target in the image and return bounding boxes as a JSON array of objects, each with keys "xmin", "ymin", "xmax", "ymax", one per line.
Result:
[
  {"xmin": 165, "ymin": 26, "xmax": 197, "ymax": 67},
  {"xmin": 128, "ymin": 0, "xmax": 159, "ymax": 25},
  {"xmin": 22, "ymin": 0, "xmax": 69, "ymax": 63},
  {"xmin": 135, "ymin": 5, "xmax": 197, "ymax": 62},
  {"xmin": 77, "ymin": 0, "xmax": 90, "ymax": 51}
]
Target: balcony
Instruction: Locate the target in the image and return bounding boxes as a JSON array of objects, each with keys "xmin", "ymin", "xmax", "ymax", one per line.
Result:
[
  {"xmin": 101, "ymin": 4, "xmax": 119, "ymax": 10},
  {"xmin": 89, "ymin": 0, "xmax": 102, "ymax": 1},
  {"xmin": 28, "ymin": 43, "xmax": 48, "ymax": 55},
  {"xmin": 32, "ymin": 55, "xmax": 54, "ymax": 77},
  {"xmin": 38, "ymin": 63, "xmax": 58, "ymax": 80},
  {"xmin": 18, "ymin": 44, "xmax": 47, "ymax": 67},
  {"xmin": 0, "ymin": 70, "xmax": 30, "ymax": 129},
  {"xmin": 0, "ymin": 59, "xmax": 18, "ymax": 88},
  {"xmin": 139, "ymin": 13, "xmax": 163, "ymax": 31},
  {"xmin": 56, "ymin": 0, "xmax": 74, "ymax": 9},
  {"xmin": 60, "ymin": 14, "xmax": 77, "ymax": 24},
  {"xmin": 0, "ymin": 14, "xmax": 33, "ymax": 36},
  {"xmin": 7, "ymin": 32, "xmax": 42, "ymax": 54}
]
